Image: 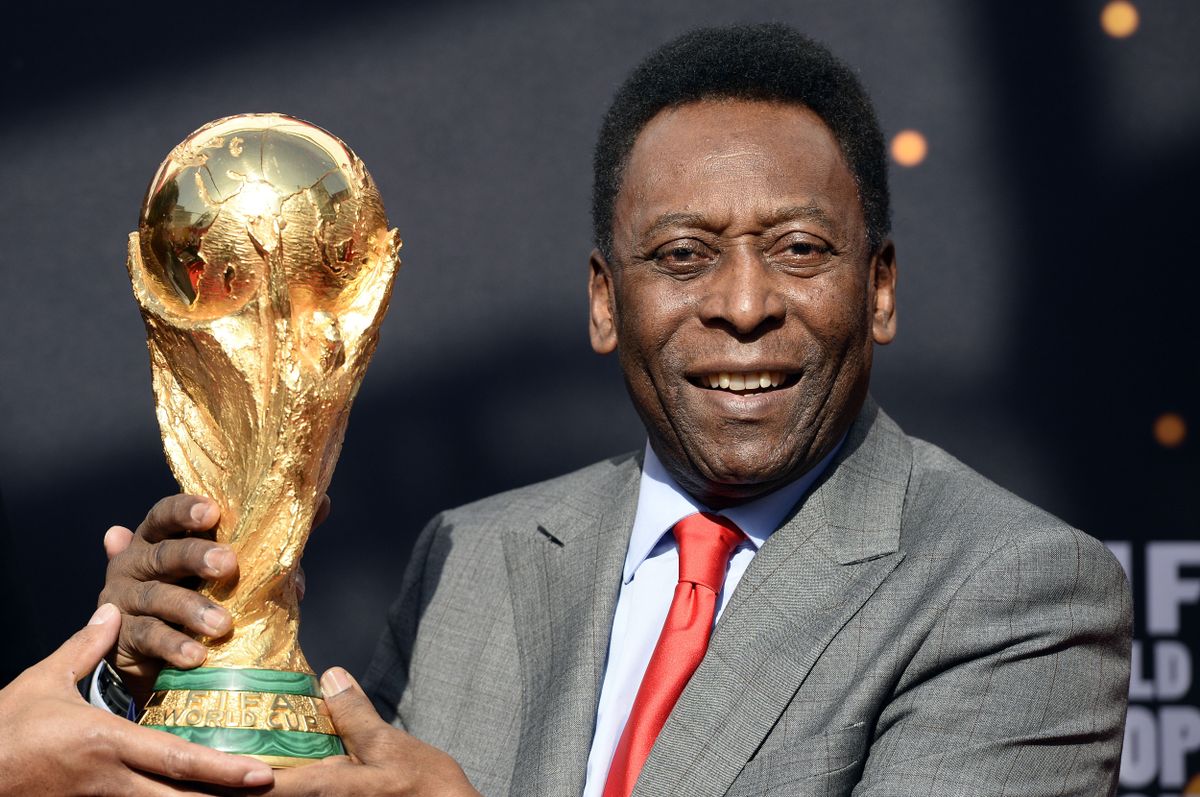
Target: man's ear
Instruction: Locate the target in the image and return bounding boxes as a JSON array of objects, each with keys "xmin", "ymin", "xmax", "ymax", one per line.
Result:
[
  {"xmin": 870, "ymin": 241, "xmax": 897, "ymax": 345},
  {"xmin": 589, "ymin": 249, "xmax": 618, "ymax": 354}
]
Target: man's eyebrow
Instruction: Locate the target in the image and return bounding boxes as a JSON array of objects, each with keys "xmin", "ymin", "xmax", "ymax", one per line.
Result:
[
  {"xmin": 640, "ymin": 205, "xmax": 838, "ymax": 241},
  {"xmin": 767, "ymin": 204, "xmax": 837, "ymax": 229},
  {"xmin": 641, "ymin": 212, "xmax": 708, "ymax": 239}
]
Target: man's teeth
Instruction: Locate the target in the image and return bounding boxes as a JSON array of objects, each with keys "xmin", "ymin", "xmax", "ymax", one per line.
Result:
[{"xmin": 704, "ymin": 371, "xmax": 786, "ymax": 390}]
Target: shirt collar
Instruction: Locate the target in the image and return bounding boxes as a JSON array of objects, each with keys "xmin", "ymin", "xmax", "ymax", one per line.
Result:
[{"xmin": 624, "ymin": 438, "xmax": 844, "ymax": 584}]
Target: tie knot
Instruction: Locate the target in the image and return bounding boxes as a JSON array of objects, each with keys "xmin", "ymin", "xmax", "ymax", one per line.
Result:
[{"xmin": 671, "ymin": 512, "xmax": 746, "ymax": 592}]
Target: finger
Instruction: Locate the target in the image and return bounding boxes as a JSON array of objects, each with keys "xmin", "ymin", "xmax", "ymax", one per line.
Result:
[
  {"xmin": 267, "ymin": 758, "xmax": 369, "ymax": 797},
  {"xmin": 268, "ymin": 760, "xmax": 370, "ymax": 797},
  {"xmin": 120, "ymin": 614, "xmax": 210, "ymax": 670},
  {"xmin": 294, "ymin": 565, "xmax": 306, "ymax": 602},
  {"xmin": 88, "ymin": 774, "xmax": 202, "ymax": 797},
  {"xmin": 44, "ymin": 603, "xmax": 121, "ymax": 682},
  {"xmin": 138, "ymin": 495, "xmax": 220, "ymax": 543},
  {"xmin": 105, "ymin": 525, "xmax": 135, "ymax": 560},
  {"xmin": 123, "ymin": 578, "xmax": 233, "ymax": 638},
  {"xmin": 319, "ymin": 667, "xmax": 387, "ymax": 757},
  {"xmin": 111, "ymin": 721, "xmax": 274, "ymax": 789},
  {"xmin": 313, "ymin": 494, "xmax": 331, "ymax": 529},
  {"xmin": 102, "ymin": 770, "xmax": 254, "ymax": 797},
  {"xmin": 314, "ymin": 755, "xmax": 353, "ymax": 766},
  {"xmin": 128, "ymin": 537, "xmax": 238, "ymax": 583}
]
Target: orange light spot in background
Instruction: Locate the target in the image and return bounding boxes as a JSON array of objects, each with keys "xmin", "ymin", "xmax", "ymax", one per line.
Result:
[
  {"xmin": 1154, "ymin": 412, "xmax": 1187, "ymax": 448},
  {"xmin": 891, "ymin": 130, "xmax": 927, "ymax": 167},
  {"xmin": 1101, "ymin": 0, "xmax": 1139, "ymax": 38},
  {"xmin": 1183, "ymin": 772, "xmax": 1200, "ymax": 795}
]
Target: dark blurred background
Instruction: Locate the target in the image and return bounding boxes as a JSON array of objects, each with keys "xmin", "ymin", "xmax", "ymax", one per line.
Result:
[{"xmin": 1, "ymin": 0, "xmax": 1197, "ymax": 791}]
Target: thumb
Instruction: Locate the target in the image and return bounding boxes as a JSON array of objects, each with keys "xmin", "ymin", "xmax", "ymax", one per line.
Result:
[
  {"xmin": 103, "ymin": 525, "xmax": 135, "ymax": 560},
  {"xmin": 45, "ymin": 603, "xmax": 121, "ymax": 683},
  {"xmin": 320, "ymin": 667, "xmax": 385, "ymax": 757}
]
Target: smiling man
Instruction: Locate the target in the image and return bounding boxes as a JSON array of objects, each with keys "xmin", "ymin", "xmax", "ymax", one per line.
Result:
[
  {"xmin": 95, "ymin": 23, "xmax": 1132, "ymax": 797},
  {"xmin": 587, "ymin": 97, "xmax": 893, "ymax": 508}
]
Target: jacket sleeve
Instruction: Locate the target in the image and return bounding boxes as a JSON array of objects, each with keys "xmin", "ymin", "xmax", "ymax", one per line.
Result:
[
  {"xmin": 361, "ymin": 513, "xmax": 443, "ymax": 728},
  {"xmin": 854, "ymin": 527, "xmax": 1133, "ymax": 796}
]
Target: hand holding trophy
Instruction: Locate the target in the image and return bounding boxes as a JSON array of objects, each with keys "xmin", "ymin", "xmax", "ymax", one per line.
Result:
[{"xmin": 124, "ymin": 114, "xmax": 400, "ymax": 766}]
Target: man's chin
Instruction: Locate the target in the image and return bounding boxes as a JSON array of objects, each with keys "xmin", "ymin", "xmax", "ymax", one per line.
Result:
[{"xmin": 671, "ymin": 446, "xmax": 807, "ymax": 507}]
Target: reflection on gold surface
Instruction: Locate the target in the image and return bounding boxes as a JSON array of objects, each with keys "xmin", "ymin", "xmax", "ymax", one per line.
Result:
[{"xmin": 127, "ymin": 114, "xmax": 401, "ymax": 673}]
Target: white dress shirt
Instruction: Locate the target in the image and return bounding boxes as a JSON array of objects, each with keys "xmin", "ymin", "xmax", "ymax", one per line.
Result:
[{"xmin": 581, "ymin": 441, "xmax": 841, "ymax": 797}]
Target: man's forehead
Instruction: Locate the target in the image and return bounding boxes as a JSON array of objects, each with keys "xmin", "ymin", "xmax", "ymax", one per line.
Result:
[
  {"xmin": 621, "ymin": 101, "xmax": 850, "ymax": 189},
  {"xmin": 613, "ymin": 100, "xmax": 862, "ymax": 240},
  {"xmin": 630, "ymin": 99, "xmax": 839, "ymax": 156}
]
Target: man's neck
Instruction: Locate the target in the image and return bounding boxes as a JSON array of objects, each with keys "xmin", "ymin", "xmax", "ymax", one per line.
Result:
[{"xmin": 626, "ymin": 435, "xmax": 846, "ymax": 581}]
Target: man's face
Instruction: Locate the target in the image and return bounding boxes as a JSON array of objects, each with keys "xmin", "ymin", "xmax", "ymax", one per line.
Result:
[{"xmin": 589, "ymin": 99, "xmax": 897, "ymax": 506}]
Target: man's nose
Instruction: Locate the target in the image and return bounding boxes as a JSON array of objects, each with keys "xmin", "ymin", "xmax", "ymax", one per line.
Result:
[{"xmin": 698, "ymin": 246, "xmax": 786, "ymax": 337}]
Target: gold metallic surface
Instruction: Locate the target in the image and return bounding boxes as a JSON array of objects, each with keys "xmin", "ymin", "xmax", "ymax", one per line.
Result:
[
  {"xmin": 142, "ymin": 690, "xmax": 336, "ymax": 735},
  {"xmin": 126, "ymin": 114, "xmax": 400, "ymax": 674}
]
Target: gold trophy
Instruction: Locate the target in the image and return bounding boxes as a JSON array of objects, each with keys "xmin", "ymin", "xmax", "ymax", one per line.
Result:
[{"xmin": 125, "ymin": 114, "xmax": 400, "ymax": 766}]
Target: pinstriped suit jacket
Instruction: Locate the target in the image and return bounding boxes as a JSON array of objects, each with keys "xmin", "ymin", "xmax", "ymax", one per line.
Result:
[{"xmin": 363, "ymin": 398, "xmax": 1132, "ymax": 796}]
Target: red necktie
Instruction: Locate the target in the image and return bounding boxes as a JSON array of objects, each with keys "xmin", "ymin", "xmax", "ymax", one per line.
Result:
[{"xmin": 602, "ymin": 512, "xmax": 746, "ymax": 797}]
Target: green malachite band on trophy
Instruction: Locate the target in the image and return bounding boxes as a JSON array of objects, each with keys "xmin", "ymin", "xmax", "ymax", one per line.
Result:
[
  {"xmin": 152, "ymin": 667, "xmax": 321, "ymax": 696},
  {"xmin": 144, "ymin": 667, "xmax": 342, "ymax": 763},
  {"xmin": 143, "ymin": 726, "xmax": 345, "ymax": 759}
]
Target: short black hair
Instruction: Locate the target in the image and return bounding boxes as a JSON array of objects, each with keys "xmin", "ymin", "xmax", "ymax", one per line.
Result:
[{"xmin": 592, "ymin": 23, "xmax": 890, "ymax": 259}]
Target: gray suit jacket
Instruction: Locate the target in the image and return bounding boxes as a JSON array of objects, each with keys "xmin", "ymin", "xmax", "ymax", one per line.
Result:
[{"xmin": 363, "ymin": 399, "xmax": 1132, "ymax": 796}]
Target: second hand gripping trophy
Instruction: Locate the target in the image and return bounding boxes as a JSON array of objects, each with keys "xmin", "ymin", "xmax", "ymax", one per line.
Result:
[{"xmin": 125, "ymin": 114, "xmax": 400, "ymax": 766}]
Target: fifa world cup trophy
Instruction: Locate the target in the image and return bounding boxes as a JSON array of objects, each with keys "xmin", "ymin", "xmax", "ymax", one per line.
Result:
[{"xmin": 125, "ymin": 114, "xmax": 400, "ymax": 766}]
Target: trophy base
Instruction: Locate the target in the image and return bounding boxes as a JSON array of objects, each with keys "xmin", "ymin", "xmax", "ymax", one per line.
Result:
[{"xmin": 140, "ymin": 667, "xmax": 345, "ymax": 767}]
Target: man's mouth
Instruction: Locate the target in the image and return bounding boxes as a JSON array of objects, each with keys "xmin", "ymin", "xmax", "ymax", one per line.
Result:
[{"xmin": 688, "ymin": 371, "xmax": 798, "ymax": 395}]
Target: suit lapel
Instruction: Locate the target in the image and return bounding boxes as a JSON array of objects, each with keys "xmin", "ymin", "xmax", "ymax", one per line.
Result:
[
  {"xmin": 633, "ymin": 399, "xmax": 912, "ymax": 797},
  {"xmin": 503, "ymin": 454, "xmax": 641, "ymax": 797}
]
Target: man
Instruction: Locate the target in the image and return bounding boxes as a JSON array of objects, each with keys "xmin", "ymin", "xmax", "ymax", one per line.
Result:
[{"xmin": 93, "ymin": 24, "xmax": 1132, "ymax": 795}]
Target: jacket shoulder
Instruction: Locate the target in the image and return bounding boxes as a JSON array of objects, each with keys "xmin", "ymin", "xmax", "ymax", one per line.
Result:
[
  {"xmin": 903, "ymin": 436, "xmax": 1120, "ymax": 571},
  {"xmin": 435, "ymin": 450, "xmax": 639, "ymax": 532}
]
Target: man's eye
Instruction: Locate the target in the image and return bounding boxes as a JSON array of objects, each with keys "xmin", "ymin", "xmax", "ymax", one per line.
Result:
[
  {"xmin": 772, "ymin": 235, "xmax": 832, "ymax": 267},
  {"xmin": 660, "ymin": 246, "xmax": 698, "ymax": 262},
  {"xmin": 788, "ymin": 242, "xmax": 823, "ymax": 256},
  {"xmin": 653, "ymin": 241, "xmax": 714, "ymax": 270}
]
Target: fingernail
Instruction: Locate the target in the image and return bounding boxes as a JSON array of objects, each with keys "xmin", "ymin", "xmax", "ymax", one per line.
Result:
[
  {"xmin": 243, "ymin": 767, "xmax": 274, "ymax": 787},
  {"xmin": 190, "ymin": 501, "xmax": 216, "ymax": 525},
  {"xmin": 181, "ymin": 640, "xmax": 207, "ymax": 664},
  {"xmin": 200, "ymin": 606, "xmax": 228, "ymax": 634},
  {"xmin": 203, "ymin": 547, "xmax": 234, "ymax": 576},
  {"xmin": 89, "ymin": 603, "xmax": 117, "ymax": 626},
  {"xmin": 321, "ymin": 667, "xmax": 351, "ymax": 697}
]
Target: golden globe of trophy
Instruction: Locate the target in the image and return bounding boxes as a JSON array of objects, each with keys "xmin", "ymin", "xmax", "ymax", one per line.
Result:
[{"xmin": 125, "ymin": 114, "xmax": 400, "ymax": 766}]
